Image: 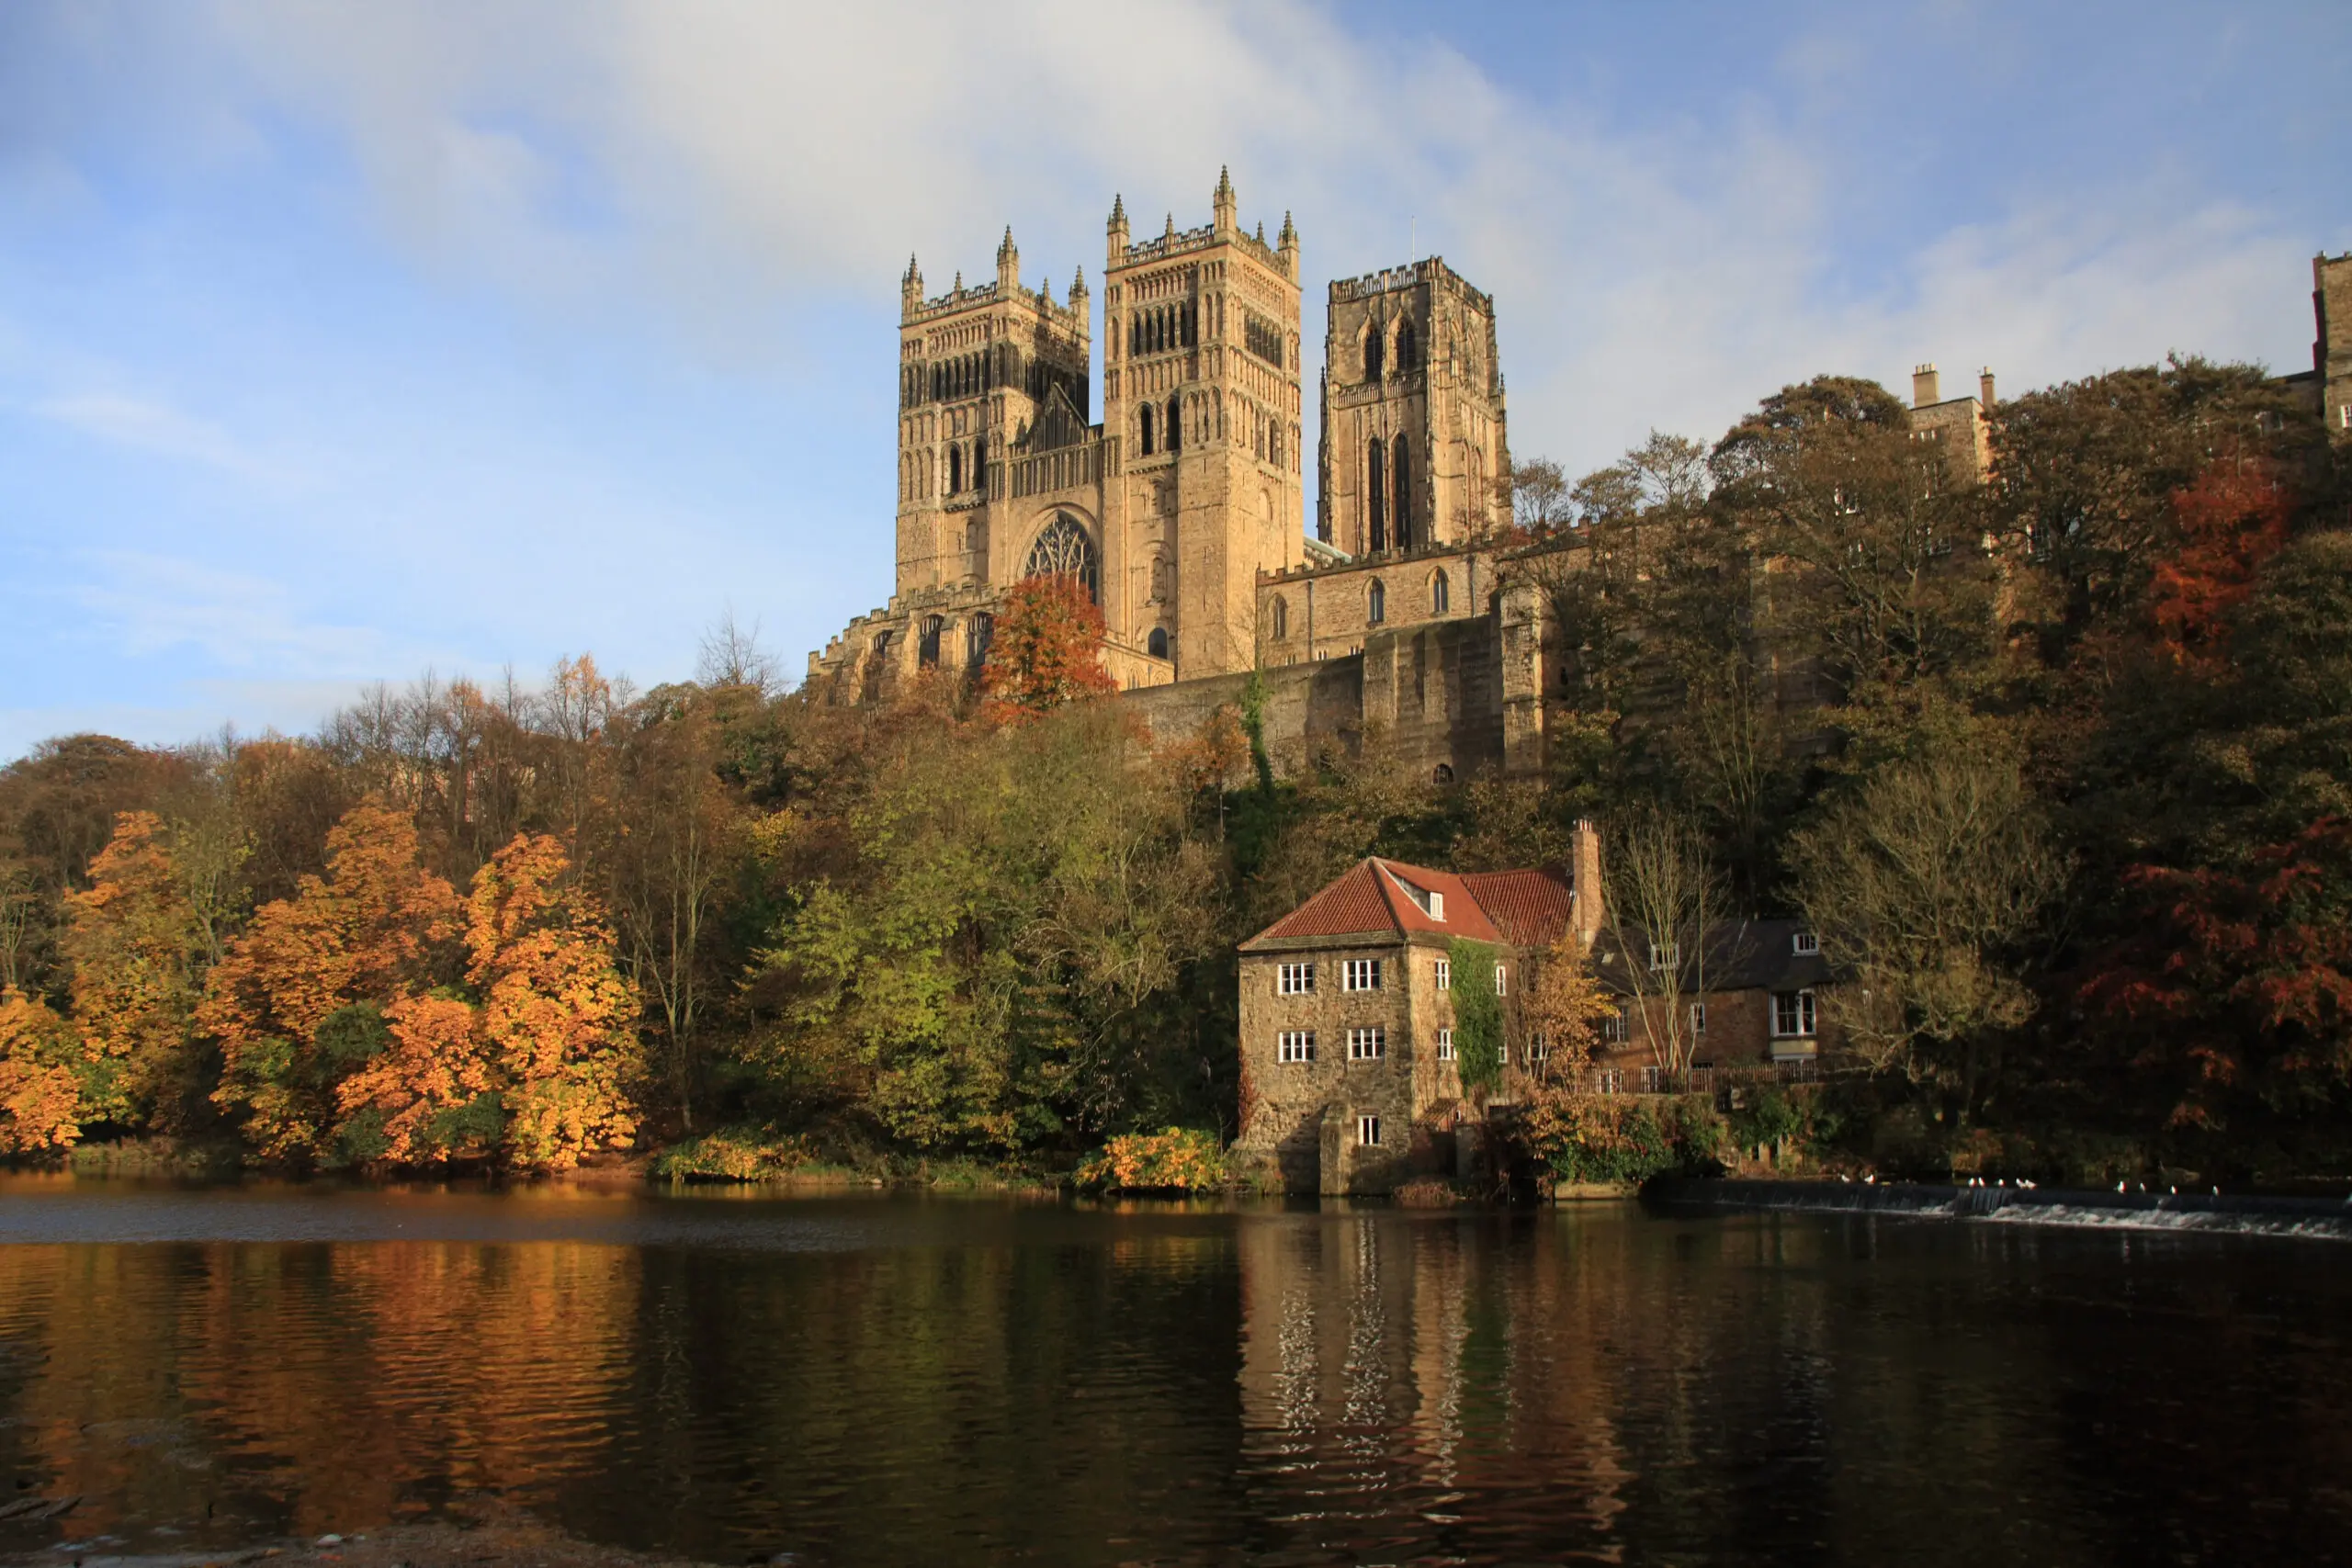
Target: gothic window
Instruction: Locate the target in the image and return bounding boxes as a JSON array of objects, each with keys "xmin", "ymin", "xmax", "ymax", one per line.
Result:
[
  {"xmin": 1166, "ymin": 394, "xmax": 1182, "ymax": 455},
  {"xmin": 1396, "ymin": 321, "xmax": 1418, "ymax": 373},
  {"xmin": 972, "ymin": 442, "xmax": 987, "ymax": 494},
  {"xmin": 918, "ymin": 615, "xmax": 944, "ymax": 668},
  {"xmin": 862, "ymin": 630, "xmax": 893, "ymax": 702},
  {"xmin": 1430, "ymin": 569, "xmax": 1450, "ymax": 615},
  {"xmin": 1271, "ymin": 595, "xmax": 1289, "ymax": 640},
  {"xmin": 948, "ymin": 446, "xmax": 963, "ymax": 493},
  {"xmin": 1393, "ymin": 439, "xmax": 1412, "ymax": 550},
  {"xmin": 1367, "ymin": 437, "xmax": 1387, "ymax": 552},
  {"xmin": 967, "ymin": 612, "xmax": 994, "ymax": 667},
  {"xmin": 1148, "ymin": 627, "xmax": 1169, "ymax": 659},
  {"xmin": 1129, "ymin": 313, "xmax": 1141, "ymax": 357},
  {"xmin": 1363, "ymin": 323, "xmax": 1384, "ymax": 382},
  {"xmin": 1139, "ymin": 403, "xmax": 1155, "ymax": 457},
  {"xmin": 1368, "ymin": 579, "xmax": 1386, "ymax": 624},
  {"xmin": 1023, "ymin": 513, "xmax": 1100, "ymax": 602}
]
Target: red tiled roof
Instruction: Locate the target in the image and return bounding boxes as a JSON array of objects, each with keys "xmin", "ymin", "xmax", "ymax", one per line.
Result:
[
  {"xmin": 1242, "ymin": 857, "xmax": 1526, "ymax": 949},
  {"xmin": 1459, "ymin": 868, "xmax": 1577, "ymax": 950}
]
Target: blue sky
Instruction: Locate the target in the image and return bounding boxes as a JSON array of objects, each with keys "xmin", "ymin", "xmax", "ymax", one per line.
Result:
[{"xmin": 2, "ymin": 0, "xmax": 2345, "ymax": 758}]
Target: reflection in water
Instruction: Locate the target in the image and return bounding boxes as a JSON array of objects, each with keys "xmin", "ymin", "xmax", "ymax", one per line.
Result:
[{"xmin": 0, "ymin": 1183, "xmax": 2348, "ymax": 1566}]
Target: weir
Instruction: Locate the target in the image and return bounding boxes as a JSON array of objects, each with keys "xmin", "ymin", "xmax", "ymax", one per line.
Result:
[{"xmin": 1645, "ymin": 1178, "xmax": 2352, "ymax": 1242}]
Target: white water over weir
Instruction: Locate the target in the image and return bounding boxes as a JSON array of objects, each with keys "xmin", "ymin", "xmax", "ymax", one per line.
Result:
[{"xmin": 1645, "ymin": 1178, "xmax": 2352, "ymax": 1242}]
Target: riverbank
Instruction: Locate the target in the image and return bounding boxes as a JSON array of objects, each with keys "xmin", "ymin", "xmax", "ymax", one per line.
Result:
[
  {"xmin": 3, "ymin": 1507, "xmax": 730, "ymax": 1567},
  {"xmin": 1646, "ymin": 1177, "xmax": 2352, "ymax": 1240}
]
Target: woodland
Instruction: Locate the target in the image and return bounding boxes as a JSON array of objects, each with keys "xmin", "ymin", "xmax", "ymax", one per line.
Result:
[{"xmin": 2, "ymin": 356, "xmax": 2346, "ymax": 1187}]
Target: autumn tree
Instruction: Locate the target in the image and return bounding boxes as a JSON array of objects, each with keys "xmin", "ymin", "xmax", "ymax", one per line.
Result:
[
  {"xmin": 0, "ymin": 988, "xmax": 84, "ymax": 1152},
  {"xmin": 978, "ymin": 575, "xmax": 1118, "ymax": 724},
  {"xmin": 202, "ymin": 800, "xmax": 463, "ymax": 1161},
  {"xmin": 464, "ymin": 833, "xmax": 643, "ymax": 1169},
  {"xmin": 62, "ymin": 812, "xmax": 208, "ymax": 1130},
  {"xmin": 1520, "ymin": 926, "xmax": 1618, "ymax": 1087}
]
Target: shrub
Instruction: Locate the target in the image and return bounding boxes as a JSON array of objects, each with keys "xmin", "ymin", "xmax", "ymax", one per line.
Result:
[
  {"xmin": 1519, "ymin": 1091, "xmax": 1724, "ymax": 1184},
  {"xmin": 653, "ymin": 1124, "xmax": 815, "ymax": 1181},
  {"xmin": 1073, "ymin": 1127, "xmax": 1227, "ymax": 1192}
]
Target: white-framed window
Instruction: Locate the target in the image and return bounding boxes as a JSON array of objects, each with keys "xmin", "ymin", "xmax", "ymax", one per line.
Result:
[
  {"xmin": 1792, "ymin": 931, "xmax": 1819, "ymax": 956},
  {"xmin": 1347, "ymin": 1026, "xmax": 1385, "ymax": 1061},
  {"xmin": 1690, "ymin": 1001, "xmax": 1708, "ymax": 1035},
  {"xmin": 1772, "ymin": 989, "xmax": 1818, "ymax": 1038},
  {"xmin": 1494, "ymin": 963, "xmax": 1508, "ymax": 996},
  {"xmin": 1341, "ymin": 958, "xmax": 1382, "ymax": 992},
  {"xmin": 1603, "ymin": 1004, "xmax": 1629, "ymax": 1043},
  {"xmin": 1277, "ymin": 962, "xmax": 1317, "ymax": 996},
  {"xmin": 1594, "ymin": 1068, "xmax": 1624, "ymax": 1095},
  {"xmin": 1639, "ymin": 1064, "xmax": 1663, "ymax": 1093},
  {"xmin": 1526, "ymin": 1034, "xmax": 1548, "ymax": 1066},
  {"xmin": 1436, "ymin": 1027, "xmax": 1455, "ymax": 1061},
  {"xmin": 1647, "ymin": 941, "xmax": 1678, "ymax": 971},
  {"xmin": 1433, "ymin": 957, "xmax": 1451, "ymax": 991},
  {"xmin": 1277, "ymin": 1030, "xmax": 1316, "ymax": 1064},
  {"xmin": 1358, "ymin": 1114, "xmax": 1382, "ymax": 1147}
]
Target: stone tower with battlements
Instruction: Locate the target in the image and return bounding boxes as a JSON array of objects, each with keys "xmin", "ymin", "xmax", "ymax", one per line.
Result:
[
  {"xmin": 1318, "ymin": 258, "xmax": 1510, "ymax": 557},
  {"xmin": 1099, "ymin": 170, "xmax": 1307, "ymax": 674},
  {"xmin": 895, "ymin": 230, "xmax": 1092, "ymax": 598}
]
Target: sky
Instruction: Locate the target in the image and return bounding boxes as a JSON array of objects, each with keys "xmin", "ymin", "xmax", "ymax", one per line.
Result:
[{"xmin": 2, "ymin": 0, "xmax": 2346, "ymax": 759}]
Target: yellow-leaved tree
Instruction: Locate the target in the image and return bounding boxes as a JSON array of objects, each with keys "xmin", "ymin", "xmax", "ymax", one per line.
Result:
[
  {"xmin": 339, "ymin": 834, "xmax": 644, "ymax": 1170},
  {"xmin": 201, "ymin": 801, "xmax": 463, "ymax": 1162},
  {"xmin": 0, "ymin": 988, "xmax": 84, "ymax": 1153},
  {"xmin": 464, "ymin": 833, "xmax": 643, "ymax": 1170},
  {"xmin": 62, "ymin": 812, "xmax": 206, "ymax": 1129}
]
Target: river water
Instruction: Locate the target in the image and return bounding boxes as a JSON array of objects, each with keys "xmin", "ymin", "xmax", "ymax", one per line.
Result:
[{"xmin": 1, "ymin": 1176, "xmax": 2347, "ymax": 1566}]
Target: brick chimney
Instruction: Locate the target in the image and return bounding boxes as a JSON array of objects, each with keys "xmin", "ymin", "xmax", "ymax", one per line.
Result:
[
  {"xmin": 1979, "ymin": 367, "xmax": 1996, "ymax": 411},
  {"xmin": 1571, "ymin": 818, "xmax": 1604, "ymax": 952},
  {"xmin": 1912, "ymin": 363, "xmax": 1941, "ymax": 409}
]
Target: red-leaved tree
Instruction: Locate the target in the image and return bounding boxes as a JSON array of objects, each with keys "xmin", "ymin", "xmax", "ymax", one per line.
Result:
[
  {"xmin": 2147, "ymin": 456, "xmax": 2290, "ymax": 666},
  {"xmin": 978, "ymin": 574, "xmax": 1118, "ymax": 725}
]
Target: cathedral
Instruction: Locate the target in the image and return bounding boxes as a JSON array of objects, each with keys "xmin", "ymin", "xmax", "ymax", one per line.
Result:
[{"xmin": 806, "ymin": 170, "xmax": 1516, "ymax": 704}]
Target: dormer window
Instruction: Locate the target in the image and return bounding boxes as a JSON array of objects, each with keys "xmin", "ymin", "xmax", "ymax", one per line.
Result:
[
  {"xmin": 1647, "ymin": 941, "xmax": 1678, "ymax": 971},
  {"xmin": 1792, "ymin": 931, "xmax": 1820, "ymax": 955}
]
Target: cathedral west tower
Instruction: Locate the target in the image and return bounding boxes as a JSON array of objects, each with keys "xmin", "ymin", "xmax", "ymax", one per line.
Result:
[{"xmin": 1100, "ymin": 169, "xmax": 1306, "ymax": 674}]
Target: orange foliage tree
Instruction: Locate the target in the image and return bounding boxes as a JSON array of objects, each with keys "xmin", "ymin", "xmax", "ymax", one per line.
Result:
[
  {"xmin": 2148, "ymin": 455, "xmax": 2291, "ymax": 665},
  {"xmin": 0, "ymin": 988, "xmax": 84, "ymax": 1152},
  {"xmin": 336, "ymin": 832, "xmax": 642, "ymax": 1170},
  {"xmin": 978, "ymin": 575, "xmax": 1118, "ymax": 725},
  {"xmin": 62, "ymin": 812, "xmax": 204, "ymax": 1128},
  {"xmin": 202, "ymin": 801, "xmax": 463, "ymax": 1161}
]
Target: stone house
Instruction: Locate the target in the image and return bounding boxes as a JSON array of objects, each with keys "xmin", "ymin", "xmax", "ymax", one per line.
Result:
[{"xmin": 1233, "ymin": 828, "xmax": 1598, "ymax": 1195}]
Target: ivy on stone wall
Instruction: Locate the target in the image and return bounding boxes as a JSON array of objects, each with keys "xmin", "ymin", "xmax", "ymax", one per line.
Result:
[{"xmin": 1449, "ymin": 936, "xmax": 1503, "ymax": 1101}]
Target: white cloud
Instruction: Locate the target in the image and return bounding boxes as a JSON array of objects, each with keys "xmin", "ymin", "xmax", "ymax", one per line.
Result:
[
  {"xmin": 33, "ymin": 391, "xmax": 306, "ymax": 488},
  {"xmin": 70, "ymin": 549, "xmax": 415, "ymax": 672}
]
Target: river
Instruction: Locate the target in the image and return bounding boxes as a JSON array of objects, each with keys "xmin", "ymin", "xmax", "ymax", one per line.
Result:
[{"xmin": 0, "ymin": 1175, "xmax": 2346, "ymax": 1566}]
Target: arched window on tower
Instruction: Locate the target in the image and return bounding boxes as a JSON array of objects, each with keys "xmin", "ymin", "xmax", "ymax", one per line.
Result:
[
  {"xmin": 918, "ymin": 615, "xmax": 944, "ymax": 668},
  {"xmin": 1366, "ymin": 437, "xmax": 1388, "ymax": 553},
  {"xmin": 1363, "ymin": 322, "xmax": 1385, "ymax": 382},
  {"xmin": 1271, "ymin": 595, "xmax": 1290, "ymax": 640},
  {"xmin": 1368, "ymin": 579, "xmax": 1386, "ymax": 625},
  {"xmin": 972, "ymin": 442, "xmax": 987, "ymax": 495},
  {"xmin": 1148, "ymin": 627, "xmax": 1169, "ymax": 660},
  {"xmin": 1139, "ymin": 403, "xmax": 1156, "ymax": 457},
  {"xmin": 1396, "ymin": 321, "xmax": 1418, "ymax": 373},
  {"xmin": 1166, "ymin": 394, "xmax": 1182, "ymax": 455},
  {"xmin": 948, "ymin": 446, "xmax": 963, "ymax": 493},
  {"xmin": 1430, "ymin": 570, "xmax": 1450, "ymax": 615},
  {"xmin": 1393, "ymin": 439, "xmax": 1412, "ymax": 550}
]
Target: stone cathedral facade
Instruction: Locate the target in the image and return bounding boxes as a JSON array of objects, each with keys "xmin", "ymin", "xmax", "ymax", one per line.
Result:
[
  {"xmin": 806, "ymin": 170, "xmax": 1523, "ymax": 711},
  {"xmin": 814, "ymin": 171, "xmax": 1310, "ymax": 694}
]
